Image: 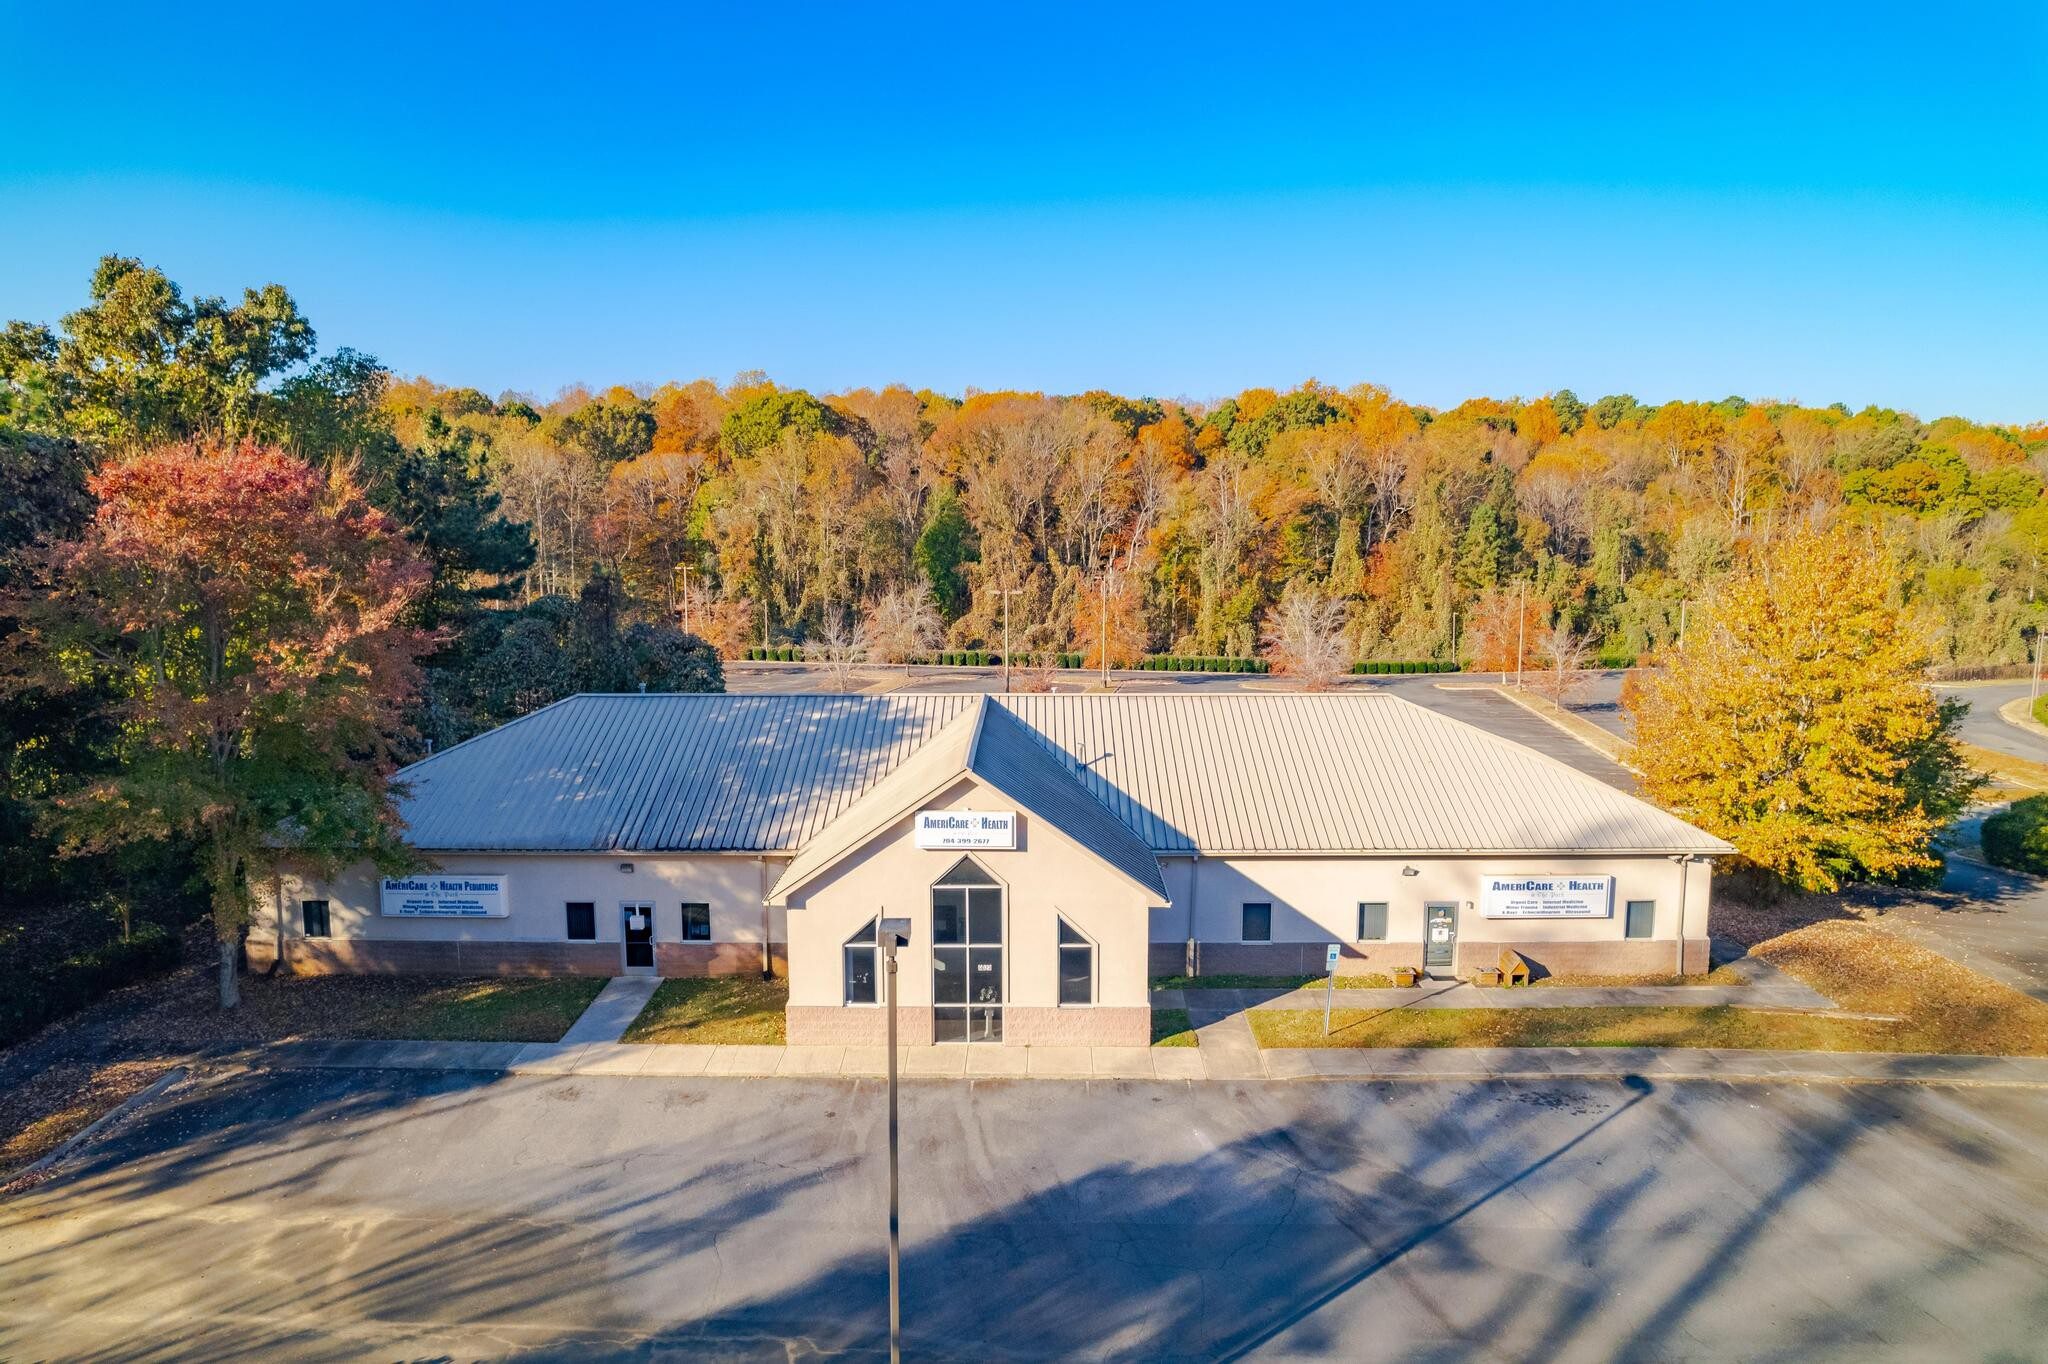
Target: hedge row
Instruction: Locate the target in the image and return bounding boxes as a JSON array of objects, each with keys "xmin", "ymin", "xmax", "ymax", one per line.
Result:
[
  {"xmin": 0, "ymin": 923, "xmax": 182, "ymax": 1049},
  {"xmin": 1350, "ymin": 660, "xmax": 1461, "ymax": 675},
  {"xmin": 1134, "ymin": 656, "xmax": 1269, "ymax": 674},
  {"xmin": 1983, "ymin": 796, "xmax": 2048, "ymax": 875}
]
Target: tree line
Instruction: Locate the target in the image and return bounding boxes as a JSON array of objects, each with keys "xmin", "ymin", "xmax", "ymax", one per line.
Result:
[{"xmin": 0, "ymin": 255, "xmax": 2033, "ymax": 1001}]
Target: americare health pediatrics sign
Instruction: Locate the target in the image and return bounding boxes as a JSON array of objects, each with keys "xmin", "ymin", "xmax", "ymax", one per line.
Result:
[
  {"xmin": 1481, "ymin": 875, "xmax": 1613, "ymax": 919},
  {"xmin": 380, "ymin": 874, "xmax": 509, "ymax": 918},
  {"xmin": 914, "ymin": 811, "xmax": 1017, "ymax": 850}
]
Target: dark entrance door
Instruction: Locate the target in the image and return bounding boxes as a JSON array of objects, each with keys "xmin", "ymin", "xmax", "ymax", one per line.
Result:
[
  {"xmin": 622, "ymin": 903, "xmax": 655, "ymax": 972},
  {"xmin": 1424, "ymin": 902, "xmax": 1457, "ymax": 975}
]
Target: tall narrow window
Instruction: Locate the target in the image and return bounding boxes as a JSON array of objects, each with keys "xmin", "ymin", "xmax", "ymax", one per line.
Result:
[
  {"xmin": 1241, "ymin": 902, "xmax": 1272, "ymax": 942},
  {"xmin": 682, "ymin": 902, "xmax": 711, "ymax": 941},
  {"xmin": 565, "ymin": 902, "xmax": 596, "ymax": 940},
  {"xmin": 1625, "ymin": 900, "xmax": 1656, "ymax": 940},
  {"xmin": 301, "ymin": 900, "xmax": 330, "ymax": 938},
  {"xmin": 1058, "ymin": 917, "xmax": 1094, "ymax": 1005},
  {"xmin": 1357, "ymin": 902, "xmax": 1388, "ymax": 941},
  {"xmin": 845, "ymin": 918, "xmax": 879, "ymax": 1004}
]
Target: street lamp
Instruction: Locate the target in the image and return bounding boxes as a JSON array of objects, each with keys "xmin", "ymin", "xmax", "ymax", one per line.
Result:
[{"xmin": 878, "ymin": 915, "xmax": 911, "ymax": 1364}]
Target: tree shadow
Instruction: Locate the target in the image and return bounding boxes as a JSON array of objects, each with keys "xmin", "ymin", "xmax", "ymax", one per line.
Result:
[{"xmin": 3, "ymin": 1067, "xmax": 2044, "ymax": 1360}]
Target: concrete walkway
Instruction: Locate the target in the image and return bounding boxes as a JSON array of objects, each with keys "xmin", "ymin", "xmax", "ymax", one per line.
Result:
[
  {"xmin": 192, "ymin": 1036, "xmax": 2048, "ymax": 1088},
  {"xmin": 556, "ymin": 976, "xmax": 663, "ymax": 1044}
]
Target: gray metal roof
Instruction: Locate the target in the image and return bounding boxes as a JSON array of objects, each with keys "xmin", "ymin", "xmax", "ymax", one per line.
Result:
[
  {"xmin": 767, "ymin": 698, "xmax": 1169, "ymax": 902},
  {"xmin": 395, "ymin": 691, "xmax": 1730, "ymax": 857}
]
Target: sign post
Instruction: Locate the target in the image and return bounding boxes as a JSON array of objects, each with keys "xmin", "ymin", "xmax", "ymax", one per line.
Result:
[{"xmin": 1323, "ymin": 942, "xmax": 1341, "ymax": 1036}]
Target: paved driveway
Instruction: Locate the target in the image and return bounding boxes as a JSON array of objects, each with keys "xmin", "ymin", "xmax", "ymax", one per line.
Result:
[
  {"xmin": 1935, "ymin": 682, "xmax": 2048, "ymax": 765},
  {"xmin": 5, "ymin": 1067, "xmax": 2045, "ymax": 1360},
  {"xmin": 1861, "ymin": 834, "xmax": 2048, "ymax": 1001}
]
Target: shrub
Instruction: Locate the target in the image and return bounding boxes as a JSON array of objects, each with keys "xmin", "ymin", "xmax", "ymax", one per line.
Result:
[
  {"xmin": 2034, "ymin": 694, "xmax": 2048, "ymax": 729},
  {"xmin": 1983, "ymin": 797, "xmax": 2048, "ymax": 874}
]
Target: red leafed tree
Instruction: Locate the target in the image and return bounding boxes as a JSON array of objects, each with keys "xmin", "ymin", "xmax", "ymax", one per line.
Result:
[{"xmin": 32, "ymin": 442, "xmax": 432, "ymax": 1006}]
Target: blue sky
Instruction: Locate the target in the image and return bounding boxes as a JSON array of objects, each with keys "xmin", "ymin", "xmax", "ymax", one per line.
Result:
[{"xmin": 4, "ymin": 2, "xmax": 2045, "ymax": 420}]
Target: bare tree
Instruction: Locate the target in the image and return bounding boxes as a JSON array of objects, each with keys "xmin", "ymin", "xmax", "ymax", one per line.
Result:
[
  {"xmin": 860, "ymin": 583, "xmax": 943, "ymax": 670},
  {"xmin": 1530, "ymin": 617, "xmax": 1595, "ymax": 705},
  {"xmin": 813, "ymin": 608, "xmax": 865, "ymax": 692},
  {"xmin": 1260, "ymin": 585, "xmax": 1351, "ymax": 690}
]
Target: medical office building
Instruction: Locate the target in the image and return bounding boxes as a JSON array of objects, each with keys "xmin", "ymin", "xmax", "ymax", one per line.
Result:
[{"xmin": 251, "ymin": 692, "xmax": 1731, "ymax": 1047}]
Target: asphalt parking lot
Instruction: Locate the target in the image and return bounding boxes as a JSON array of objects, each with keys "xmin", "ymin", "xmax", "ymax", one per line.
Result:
[{"xmin": 5, "ymin": 1068, "xmax": 2046, "ymax": 1360}]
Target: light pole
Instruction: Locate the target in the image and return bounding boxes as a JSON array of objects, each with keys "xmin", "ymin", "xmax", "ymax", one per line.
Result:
[
  {"xmin": 673, "ymin": 562, "xmax": 691, "ymax": 634},
  {"xmin": 996, "ymin": 587, "xmax": 1023, "ymax": 691},
  {"xmin": 878, "ymin": 915, "xmax": 911, "ymax": 1364},
  {"xmin": 1099, "ymin": 570, "xmax": 1112, "ymax": 691},
  {"xmin": 1514, "ymin": 579, "xmax": 1527, "ymax": 690}
]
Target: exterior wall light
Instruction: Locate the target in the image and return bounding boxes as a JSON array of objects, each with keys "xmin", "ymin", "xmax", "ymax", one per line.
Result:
[
  {"xmin": 1401, "ymin": 866, "xmax": 1420, "ymax": 877},
  {"xmin": 619, "ymin": 862, "xmax": 635, "ymax": 874}
]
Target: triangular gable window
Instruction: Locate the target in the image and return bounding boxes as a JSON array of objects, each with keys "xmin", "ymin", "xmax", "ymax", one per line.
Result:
[{"xmin": 936, "ymin": 855, "xmax": 999, "ymax": 887}]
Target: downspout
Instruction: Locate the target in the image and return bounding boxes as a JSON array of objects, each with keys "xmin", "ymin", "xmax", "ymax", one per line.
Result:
[
  {"xmin": 760, "ymin": 857, "xmax": 774, "ymax": 979},
  {"xmin": 1672, "ymin": 854, "xmax": 1691, "ymax": 976},
  {"xmin": 1185, "ymin": 853, "xmax": 1200, "ymax": 979},
  {"xmin": 272, "ymin": 872, "xmax": 286, "ymax": 977}
]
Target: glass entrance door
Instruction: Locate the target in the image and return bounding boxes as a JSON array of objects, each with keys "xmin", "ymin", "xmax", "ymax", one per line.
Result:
[
  {"xmin": 932, "ymin": 858, "xmax": 1003, "ymax": 1042},
  {"xmin": 622, "ymin": 902, "xmax": 655, "ymax": 972}
]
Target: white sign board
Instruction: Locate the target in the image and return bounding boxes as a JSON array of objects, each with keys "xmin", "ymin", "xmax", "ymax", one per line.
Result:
[
  {"xmin": 1325, "ymin": 943, "xmax": 1342, "ymax": 971},
  {"xmin": 914, "ymin": 810, "xmax": 1017, "ymax": 850},
  {"xmin": 381, "ymin": 874, "xmax": 509, "ymax": 918},
  {"xmin": 1481, "ymin": 875, "xmax": 1613, "ymax": 919}
]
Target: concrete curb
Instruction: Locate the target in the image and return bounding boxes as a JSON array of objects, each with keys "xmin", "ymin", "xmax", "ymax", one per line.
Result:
[
  {"xmin": 1483, "ymin": 684, "xmax": 1643, "ymax": 773},
  {"xmin": 1997, "ymin": 694, "xmax": 2048, "ymax": 742},
  {"xmin": 192, "ymin": 1039, "xmax": 2048, "ymax": 1090},
  {"xmin": 17, "ymin": 1066, "xmax": 187, "ymax": 1180}
]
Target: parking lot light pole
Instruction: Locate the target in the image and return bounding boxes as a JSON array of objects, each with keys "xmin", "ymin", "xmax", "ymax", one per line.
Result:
[{"xmin": 879, "ymin": 916, "xmax": 911, "ymax": 1364}]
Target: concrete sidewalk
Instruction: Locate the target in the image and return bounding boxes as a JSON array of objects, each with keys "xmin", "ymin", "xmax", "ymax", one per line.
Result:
[
  {"xmin": 1158, "ymin": 951, "xmax": 1836, "ymax": 1014},
  {"xmin": 557, "ymin": 976, "xmax": 662, "ymax": 1044},
  {"xmin": 197, "ymin": 1036, "xmax": 2048, "ymax": 1088}
]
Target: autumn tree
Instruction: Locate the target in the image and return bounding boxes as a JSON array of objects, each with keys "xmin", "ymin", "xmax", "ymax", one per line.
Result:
[
  {"xmin": 1628, "ymin": 529, "xmax": 1979, "ymax": 890},
  {"xmin": 1464, "ymin": 585, "xmax": 1546, "ymax": 679},
  {"xmin": 25, "ymin": 443, "xmax": 432, "ymax": 1006},
  {"xmin": 1073, "ymin": 570, "xmax": 1148, "ymax": 672}
]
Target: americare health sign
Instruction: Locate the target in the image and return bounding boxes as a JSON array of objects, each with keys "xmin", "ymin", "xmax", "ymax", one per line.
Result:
[
  {"xmin": 1481, "ymin": 875, "xmax": 1613, "ymax": 919},
  {"xmin": 380, "ymin": 874, "xmax": 509, "ymax": 918},
  {"xmin": 914, "ymin": 810, "xmax": 1017, "ymax": 850}
]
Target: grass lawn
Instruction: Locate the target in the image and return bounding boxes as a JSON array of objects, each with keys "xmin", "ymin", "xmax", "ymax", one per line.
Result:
[
  {"xmin": 1960, "ymin": 741, "xmax": 2048, "ymax": 799},
  {"xmin": 623, "ymin": 976, "xmax": 788, "ymax": 1045},
  {"xmin": 1151, "ymin": 1008, "xmax": 1198, "ymax": 1047},
  {"xmin": 1251, "ymin": 916, "xmax": 2048, "ymax": 1055},
  {"xmin": 376, "ymin": 977, "xmax": 609, "ymax": 1042},
  {"xmin": 1151, "ymin": 974, "xmax": 1314, "ymax": 990}
]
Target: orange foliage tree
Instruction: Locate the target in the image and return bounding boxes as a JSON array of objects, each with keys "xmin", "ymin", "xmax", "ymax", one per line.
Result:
[{"xmin": 28, "ymin": 443, "xmax": 432, "ymax": 1006}]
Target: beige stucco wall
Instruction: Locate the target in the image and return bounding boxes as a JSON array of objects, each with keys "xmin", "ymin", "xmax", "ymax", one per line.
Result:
[
  {"xmin": 781, "ymin": 775, "xmax": 1156, "ymax": 1014},
  {"xmin": 248, "ymin": 852, "xmax": 789, "ymax": 972},
  {"xmin": 1152, "ymin": 852, "xmax": 1712, "ymax": 974}
]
